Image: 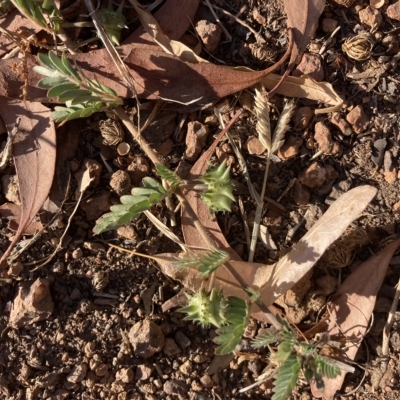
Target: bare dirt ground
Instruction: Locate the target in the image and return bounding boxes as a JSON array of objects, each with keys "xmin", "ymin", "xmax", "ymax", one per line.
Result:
[{"xmin": 1, "ymin": 0, "xmax": 400, "ymax": 399}]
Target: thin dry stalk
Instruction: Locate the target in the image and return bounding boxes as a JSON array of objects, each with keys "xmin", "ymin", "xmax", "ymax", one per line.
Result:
[
  {"xmin": 249, "ymin": 92, "xmax": 295, "ymax": 262},
  {"xmin": 83, "ymin": 0, "xmax": 137, "ymax": 97}
]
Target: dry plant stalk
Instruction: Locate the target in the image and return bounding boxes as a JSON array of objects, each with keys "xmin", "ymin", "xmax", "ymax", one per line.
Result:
[{"xmin": 248, "ymin": 89, "xmax": 295, "ymax": 262}]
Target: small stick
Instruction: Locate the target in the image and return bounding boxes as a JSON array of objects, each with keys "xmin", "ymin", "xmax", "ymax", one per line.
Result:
[
  {"xmin": 204, "ymin": 1, "xmax": 265, "ymax": 44},
  {"xmin": 204, "ymin": 0, "xmax": 232, "ymax": 42}
]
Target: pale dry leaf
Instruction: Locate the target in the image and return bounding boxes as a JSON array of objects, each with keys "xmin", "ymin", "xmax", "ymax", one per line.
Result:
[
  {"xmin": 259, "ymin": 225, "xmax": 277, "ymax": 251},
  {"xmin": 129, "ymin": 0, "xmax": 205, "ymax": 63},
  {"xmin": 124, "ymin": 0, "xmax": 200, "ymax": 45},
  {"xmin": 77, "ymin": 167, "xmax": 93, "ymax": 194},
  {"xmin": 310, "ymin": 238, "xmax": 400, "ymax": 400},
  {"xmin": 0, "ymin": 97, "xmax": 56, "ymax": 268},
  {"xmin": 254, "ymin": 89, "xmax": 271, "ymax": 152},
  {"xmin": 262, "ymin": 74, "xmax": 343, "ymax": 113},
  {"xmin": 252, "ymin": 186, "xmax": 378, "ymax": 307}
]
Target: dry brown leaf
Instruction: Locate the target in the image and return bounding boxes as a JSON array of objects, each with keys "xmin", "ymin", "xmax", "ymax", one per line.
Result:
[
  {"xmin": 310, "ymin": 238, "xmax": 400, "ymax": 400},
  {"xmin": 0, "ymin": 203, "xmax": 42, "ymax": 235},
  {"xmin": 284, "ymin": 0, "xmax": 325, "ymax": 66},
  {"xmin": 252, "ymin": 186, "xmax": 378, "ymax": 307},
  {"xmin": 262, "ymin": 73, "xmax": 343, "ymax": 113},
  {"xmin": 123, "ymin": 0, "xmax": 200, "ymax": 45},
  {"xmin": 0, "ymin": 97, "xmax": 56, "ymax": 268}
]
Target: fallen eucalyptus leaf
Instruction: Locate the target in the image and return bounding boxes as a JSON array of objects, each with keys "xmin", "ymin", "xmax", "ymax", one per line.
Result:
[
  {"xmin": 310, "ymin": 238, "xmax": 400, "ymax": 400},
  {"xmin": 262, "ymin": 74, "xmax": 343, "ymax": 113},
  {"xmin": 0, "ymin": 97, "xmax": 56, "ymax": 268}
]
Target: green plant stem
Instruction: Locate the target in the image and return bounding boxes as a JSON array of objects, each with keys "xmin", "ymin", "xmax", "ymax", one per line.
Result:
[{"xmin": 248, "ymin": 154, "xmax": 272, "ymax": 262}]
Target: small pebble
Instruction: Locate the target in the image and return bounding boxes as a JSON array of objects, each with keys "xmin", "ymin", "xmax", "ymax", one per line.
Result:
[
  {"xmin": 299, "ymin": 162, "xmax": 327, "ymax": 188},
  {"xmin": 72, "ymin": 248, "xmax": 83, "ymax": 259}
]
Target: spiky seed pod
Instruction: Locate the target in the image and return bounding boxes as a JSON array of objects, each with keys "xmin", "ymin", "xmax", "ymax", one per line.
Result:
[
  {"xmin": 178, "ymin": 289, "xmax": 228, "ymax": 328},
  {"xmin": 200, "ymin": 160, "xmax": 235, "ymax": 213},
  {"xmin": 96, "ymin": 0, "xmax": 127, "ymax": 45}
]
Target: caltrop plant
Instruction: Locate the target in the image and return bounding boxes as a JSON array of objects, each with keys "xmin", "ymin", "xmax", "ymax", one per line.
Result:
[
  {"xmin": 34, "ymin": 52, "xmax": 348, "ymax": 399},
  {"xmin": 252, "ymin": 317, "xmax": 341, "ymax": 400}
]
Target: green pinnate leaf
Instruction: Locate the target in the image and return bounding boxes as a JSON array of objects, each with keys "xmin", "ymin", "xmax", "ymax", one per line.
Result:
[
  {"xmin": 33, "ymin": 66, "xmax": 59, "ymax": 78},
  {"xmin": 272, "ymin": 355, "xmax": 300, "ymax": 400},
  {"xmin": 93, "ymin": 198, "xmax": 150, "ymax": 234},
  {"xmin": 37, "ymin": 76, "xmax": 70, "ymax": 89},
  {"xmin": 174, "ymin": 248, "xmax": 228, "ymax": 278},
  {"xmin": 47, "ymin": 83, "xmax": 80, "ymax": 97},
  {"xmin": 214, "ymin": 296, "xmax": 250, "ymax": 355},
  {"xmin": 156, "ymin": 164, "xmax": 180, "ymax": 189},
  {"xmin": 61, "ymin": 53, "xmax": 81, "ymax": 81},
  {"xmin": 315, "ymin": 355, "xmax": 341, "ymax": 380},
  {"xmin": 252, "ymin": 328, "xmax": 278, "ymax": 348},
  {"xmin": 49, "ymin": 51, "xmax": 70, "ymax": 75},
  {"xmin": 37, "ymin": 53, "xmax": 57, "ymax": 70},
  {"xmin": 58, "ymin": 89, "xmax": 91, "ymax": 102}
]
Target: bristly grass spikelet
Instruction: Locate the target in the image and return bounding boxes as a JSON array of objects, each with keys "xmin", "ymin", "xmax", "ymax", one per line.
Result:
[
  {"xmin": 254, "ymin": 88, "xmax": 271, "ymax": 152},
  {"xmin": 270, "ymin": 99, "xmax": 296, "ymax": 154}
]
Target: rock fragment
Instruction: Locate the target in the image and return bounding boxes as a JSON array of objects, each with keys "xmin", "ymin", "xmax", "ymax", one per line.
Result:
[
  {"xmin": 185, "ymin": 121, "xmax": 209, "ymax": 161},
  {"xmin": 293, "ymin": 53, "xmax": 324, "ymax": 81},
  {"xmin": 128, "ymin": 320, "xmax": 164, "ymax": 358},
  {"xmin": 299, "ymin": 162, "xmax": 327, "ymax": 188},
  {"xmin": 387, "ymin": 1, "xmax": 400, "ymax": 20},
  {"xmin": 293, "ymin": 180, "xmax": 310, "ymax": 205},
  {"xmin": 163, "ymin": 338, "xmax": 182, "ymax": 357},
  {"xmin": 163, "ymin": 380, "xmax": 188, "ymax": 397},
  {"xmin": 126, "ymin": 156, "xmax": 150, "ymax": 185},
  {"xmin": 67, "ymin": 363, "xmax": 88, "ymax": 383},
  {"xmin": 246, "ymin": 137, "xmax": 265, "ymax": 155},
  {"xmin": 1, "ymin": 175, "xmax": 20, "ymax": 204},
  {"xmin": 109, "ymin": 170, "xmax": 131, "ymax": 196},
  {"xmin": 359, "ymin": 6, "xmax": 382, "ymax": 28},
  {"xmin": 293, "ymin": 107, "xmax": 314, "ymax": 130},
  {"xmin": 346, "ymin": 105, "xmax": 369, "ymax": 133},
  {"xmin": 277, "ymin": 135, "xmax": 303, "ymax": 160},
  {"xmin": 330, "ymin": 113, "xmax": 352, "ymax": 136},
  {"xmin": 321, "ymin": 18, "xmax": 338, "ymax": 33},
  {"xmin": 314, "ymin": 121, "xmax": 341, "ymax": 155},
  {"xmin": 80, "ymin": 191, "xmax": 111, "ymax": 220},
  {"xmin": 116, "ymin": 368, "xmax": 134, "ymax": 383},
  {"xmin": 9, "ymin": 278, "xmax": 54, "ymax": 328},
  {"xmin": 328, "ymin": 0, "xmax": 356, "ymax": 7},
  {"xmin": 195, "ymin": 20, "xmax": 222, "ymax": 53}
]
